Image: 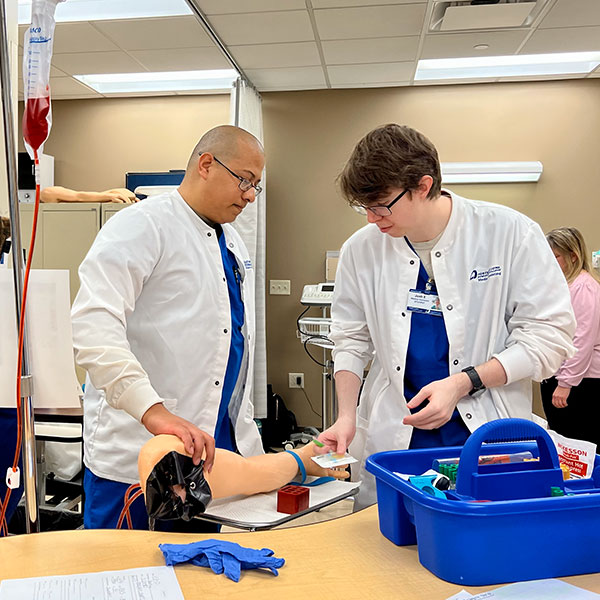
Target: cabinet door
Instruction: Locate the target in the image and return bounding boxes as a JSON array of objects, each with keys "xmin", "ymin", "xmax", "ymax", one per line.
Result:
[
  {"xmin": 41, "ymin": 205, "xmax": 100, "ymax": 304},
  {"xmin": 101, "ymin": 203, "xmax": 130, "ymax": 226}
]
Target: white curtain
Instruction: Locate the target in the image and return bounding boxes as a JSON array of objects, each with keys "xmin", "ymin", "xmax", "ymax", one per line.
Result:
[{"xmin": 230, "ymin": 79, "xmax": 267, "ymax": 418}]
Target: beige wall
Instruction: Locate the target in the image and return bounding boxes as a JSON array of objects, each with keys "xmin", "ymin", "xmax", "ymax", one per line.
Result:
[
  {"xmin": 18, "ymin": 94, "xmax": 231, "ymax": 190},
  {"xmin": 262, "ymin": 80, "xmax": 600, "ymax": 427},
  {"xmin": 15, "ymin": 79, "xmax": 600, "ymax": 428}
]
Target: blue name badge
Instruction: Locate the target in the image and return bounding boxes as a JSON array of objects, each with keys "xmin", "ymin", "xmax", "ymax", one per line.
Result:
[{"xmin": 407, "ymin": 289, "xmax": 443, "ymax": 317}]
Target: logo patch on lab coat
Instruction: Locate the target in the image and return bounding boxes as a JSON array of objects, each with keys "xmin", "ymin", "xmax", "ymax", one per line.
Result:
[
  {"xmin": 244, "ymin": 260, "xmax": 253, "ymax": 269},
  {"xmin": 470, "ymin": 266, "xmax": 501, "ymax": 282}
]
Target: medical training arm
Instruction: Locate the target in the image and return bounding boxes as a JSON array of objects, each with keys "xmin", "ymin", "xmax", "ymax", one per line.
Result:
[
  {"xmin": 493, "ymin": 222, "xmax": 576, "ymax": 384},
  {"xmin": 139, "ymin": 435, "xmax": 348, "ymax": 501},
  {"xmin": 41, "ymin": 186, "xmax": 138, "ymax": 203},
  {"xmin": 71, "ymin": 212, "xmax": 213, "ymax": 466},
  {"xmin": 318, "ymin": 243, "xmax": 373, "ymax": 453}
]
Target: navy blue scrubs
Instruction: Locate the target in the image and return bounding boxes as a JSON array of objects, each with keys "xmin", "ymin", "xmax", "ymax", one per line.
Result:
[
  {"xmin": 213, "ymin": 225, "xmax": 245, "ymax": 452},
  {"xmin": 404, "ymin": 245, "xmax": 471, "ymax": 449}
]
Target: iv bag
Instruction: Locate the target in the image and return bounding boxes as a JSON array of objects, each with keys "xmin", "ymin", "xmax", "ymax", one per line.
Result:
[{"xmin": 22, "ymin": 0, "xmax": 65, "ymax": 158}]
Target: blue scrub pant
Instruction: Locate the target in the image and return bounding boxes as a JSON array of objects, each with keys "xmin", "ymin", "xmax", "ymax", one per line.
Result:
[{"xmin": 83, "ymin": 468, "xmax": 220, "ymax": 532}]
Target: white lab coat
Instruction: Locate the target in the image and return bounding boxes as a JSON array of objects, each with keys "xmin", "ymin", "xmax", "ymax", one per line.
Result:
[
  {"xmin": 72, "ymin": 190, "xmax": 263, "ymax": 484},
  {"xmin": 331, "ymin": 192, "xmax": 576, "ymax": 509}
]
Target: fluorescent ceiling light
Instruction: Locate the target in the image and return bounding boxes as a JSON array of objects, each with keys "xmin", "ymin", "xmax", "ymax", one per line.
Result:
[
  {"xmin": 74, "ymin": 70, "xmax": 238, "ymax": 94},
  {"xmin": 441, "ymin": 162, "xmax": 543, "ymax": 184},
  {"xmin": 18, "ymin": 0, "xmax": 192, "ymax": 24},
  {"xmin": 416, "ymin": 52, "xmax": 600, "ymax": 81}
]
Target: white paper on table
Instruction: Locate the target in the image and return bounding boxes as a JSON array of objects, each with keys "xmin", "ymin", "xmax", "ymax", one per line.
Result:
[
  {"xmin": 467, "ymin": 579, "xmax": 600, "ymax": 599},
  {"xmin": 204, "ymin": 479, "xmax": 360, "ymax": 525},
  {"xmin": 0, "ymin": 269, "xmax": 81, "ymax": 408},
  {"xmin": 445, "ymin": 592, "xmax": 474, "ymax": 600},
  {"xmin": 0, "ymin": 566, "xmax": 184, "ymax": 600}
]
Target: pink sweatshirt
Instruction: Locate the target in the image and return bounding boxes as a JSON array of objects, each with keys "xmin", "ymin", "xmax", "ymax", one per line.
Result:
[{"xmin": 556, "ymin": 270, "xmax": 600, "ymax": 388}]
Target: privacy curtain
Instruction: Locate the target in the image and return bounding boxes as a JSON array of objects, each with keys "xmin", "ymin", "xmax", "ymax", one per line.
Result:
[{"xmin": 230, "ymin": 79, "xmax": 267, "ymax": 418}]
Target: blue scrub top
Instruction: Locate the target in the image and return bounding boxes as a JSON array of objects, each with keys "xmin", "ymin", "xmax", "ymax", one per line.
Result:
[
  {"xmin": 213, "ymin": 226, "xmax": 245, "ymax": 452},
  {"xmin": 404, "ymin": 243, "xmax": 470, "ymax": 449}
]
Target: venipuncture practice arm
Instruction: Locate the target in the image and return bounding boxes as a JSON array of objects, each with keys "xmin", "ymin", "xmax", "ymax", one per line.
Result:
[
  {"xmin": 41, "ymin": 186, "xmax": 138, "ymax": 203},
  {"xmin": 139, "ymin": 434, "xmax": 349, "ymax": 503}
]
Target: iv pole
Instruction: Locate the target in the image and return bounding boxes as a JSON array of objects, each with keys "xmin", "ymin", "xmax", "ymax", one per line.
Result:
[{"xmin": 0, "ymin": 1, "xmax": 40, "ymax": 533}]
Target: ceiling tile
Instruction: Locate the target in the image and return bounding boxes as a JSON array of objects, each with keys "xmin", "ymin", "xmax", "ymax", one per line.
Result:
[
  {"xmin": 421, "ymin": 30, "xmax": 528, "ymax": 59},
  {"xmin": 521, "ymin": 26, "xmax": 600, "ymax": 54},
  {"xmin": 94, "ymin": 16, "xmax": 212, "ymax": 51},
  {"xmin": 197, "ymin": 0, "xmax": 305, "ymax": 14},
  {"xmin": 210, "ymin": 10, "xmax": 314, "ymax": 45},
  {"xmin": 539, "ymin": 0, "xmax": 600, "ymax": 28},
  {"xmin": 52, "ymin": 23, "xmax": 119, "ymax": 53},
  {"xmin": 328, "ymin": 61, "xmax": 414, "ymax": 85},
  {"xmin": 244, "ymin": 66, "xmax": 326, "ymax": 90},
  {"xmin": 322, "ymin": 37, "xmax": 419, "ymax": 65},
  {"xmin": 131, "ymin": 48, "xmax": 230, "ymax": 71},
  {"xmin": 313, "ymin": 0, "xmax": 425, "ymax": 5},
  {"xmin": 314, "ymin": 5, "xmax": 427, "ymax": 40},
  {"xmin": 230, "ymin": 42, "xmax": 321, "ymax": 69},
  {"xmin": 52, "ymin": 52, "xmax": 146, "ymax": 76},
  {"xmin": 49, "ymin": 77, "xmax": 101, "ymax": 97}
]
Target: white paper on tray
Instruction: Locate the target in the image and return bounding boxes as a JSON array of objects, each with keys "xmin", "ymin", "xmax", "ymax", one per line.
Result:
[{"xmin": 204, "ymin": 479, "xmax": 360, "ymax": 525}]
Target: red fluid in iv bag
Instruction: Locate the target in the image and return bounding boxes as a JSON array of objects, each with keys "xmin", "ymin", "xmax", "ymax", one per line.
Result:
[{"xmin": 23, "ymin": 96, "xmax": 50, "ymax": 152}]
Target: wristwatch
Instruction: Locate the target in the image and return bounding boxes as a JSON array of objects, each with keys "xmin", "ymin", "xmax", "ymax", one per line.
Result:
[{"xmin": 461, "ymin": 366, "xmax": 485, "ymax": 396}]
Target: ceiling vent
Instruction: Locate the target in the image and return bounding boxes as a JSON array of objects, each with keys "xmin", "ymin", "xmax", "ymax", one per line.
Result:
[{"xmin": 430, "ymin": 0, "xmax": 551, "ymax": 32}]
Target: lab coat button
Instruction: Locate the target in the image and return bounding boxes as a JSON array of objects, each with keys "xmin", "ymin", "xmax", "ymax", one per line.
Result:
[
  {"xmin": 229, "ymin": 243, "xmax": 234, "ymax": 248},
  {"xmin": 396, "ymin": 365, "xmax": 401, "ymax": 371},
  {"xmin": 446, "ymin": 304, "xmax": 453, "ymax": 311},
  {"xmin": 215, "ymin": 381, "xmax": 220, "ymax": 386},
  {"xmin": 435, "ymin": 251, "xmax": 441, "ymax": 258},
  {"xmin": 453, "ymin": 359, "xmax": 459, "ymax": 366},
  {"xmin": 410, "ymin": 259, "xmax": 415, "ymax": 265},
  {"xmin": 401, "ymin": 312, "xmax": 406, "ymax": 317},
  {"xmin": 207, "ymin": 232, "xmax": 212, "ymax": 237},
  {"xmin": 224, "ymin": 329, "xmax": 228, "ymax": 334},
  {"xmin": 466, "ymin": 413, "xmax": 472, "ymax": 419}
]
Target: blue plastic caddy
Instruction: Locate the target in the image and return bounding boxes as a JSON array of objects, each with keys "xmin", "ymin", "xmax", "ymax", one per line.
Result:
[{"xmin": 366, "ymin": 419, "xmax": 600, "ymax": 585}]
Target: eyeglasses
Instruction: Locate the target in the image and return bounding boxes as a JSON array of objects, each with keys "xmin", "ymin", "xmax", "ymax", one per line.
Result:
[
  {"xmin": 363, "ymin": 189, "xmax": 409, "ymax": 217},
  {"xmin": 213, "ymin": 156, "xmax": 263, "ymax": 195}
]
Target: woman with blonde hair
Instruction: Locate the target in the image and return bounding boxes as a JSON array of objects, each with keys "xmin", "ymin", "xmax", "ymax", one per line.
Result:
[{"xmin": 544, "ymin": 227, "xmax": 600, "ymax": 446}]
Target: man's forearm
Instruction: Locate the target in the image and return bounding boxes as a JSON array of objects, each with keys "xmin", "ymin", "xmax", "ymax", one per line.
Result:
[
  {"xmin": 334, "ymin": 370, "xmax": 362, "ymax": 420},
  {"xmin": 456, "ymin": 357, "xmax": 508, "ymax": 395}
]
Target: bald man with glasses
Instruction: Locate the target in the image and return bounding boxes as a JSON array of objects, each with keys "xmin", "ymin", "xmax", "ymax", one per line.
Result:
[{"xmin": 72, "ymin": 125, "xmax": 265, "ymax": 531}]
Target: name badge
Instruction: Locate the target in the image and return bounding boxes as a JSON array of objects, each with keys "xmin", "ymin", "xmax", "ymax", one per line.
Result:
[{"xmin": 407, "ymin": 289, "xmax": 443, "ymax": 317}]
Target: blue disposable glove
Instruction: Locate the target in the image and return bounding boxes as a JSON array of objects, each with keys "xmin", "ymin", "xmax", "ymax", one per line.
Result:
[{"xmin": 159, "ymin": 539, "xmax": 285, "ymax": 582}]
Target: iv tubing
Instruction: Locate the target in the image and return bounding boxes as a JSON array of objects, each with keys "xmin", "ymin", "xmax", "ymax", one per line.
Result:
[{"xmin": 0, "ymin": 1, "xmax": 40, "ymax": 534}]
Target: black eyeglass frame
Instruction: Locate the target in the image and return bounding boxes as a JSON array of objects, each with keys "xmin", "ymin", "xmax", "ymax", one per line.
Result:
[
  {"xmin": 212, "ymin": 156, "xmax": 263, "ymax": 195},
  {"xmin": 364, "ymin": 188, "xmax": 409, "ymax": 217}
]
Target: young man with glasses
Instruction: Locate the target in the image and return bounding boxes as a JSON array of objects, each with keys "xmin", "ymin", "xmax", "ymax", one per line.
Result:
[
  {"xmin": 318, "ymin": 123, "xmax": 576, "ymax": 510},
  {"xmin": 72, "ymin": 125, "xmax": 265, "ymax": 530}
]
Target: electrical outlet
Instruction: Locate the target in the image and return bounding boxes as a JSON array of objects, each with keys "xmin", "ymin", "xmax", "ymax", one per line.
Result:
[
  {"xmin": 269, "ymin": 279, "xmax": 291, "ymax": 295},
  {"xmin": 288, "ymin": 372, "xmax": 304, "ymax": 388}
]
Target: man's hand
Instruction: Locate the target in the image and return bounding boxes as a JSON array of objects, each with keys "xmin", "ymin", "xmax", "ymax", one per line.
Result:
[
  {"xmin": 403, "ymin": 372, "xmax": 471, "ymax": 430},
  {"xmin": 317, "ymin": 415, "xmax": 356, "ymax": 455},
  {"xmin": 141, "ymin": 403, "xmax": 215, "ymax": 471},
  {"xmin": 552, "ymin": 384, "xmax": 571, "ymax": 409}
]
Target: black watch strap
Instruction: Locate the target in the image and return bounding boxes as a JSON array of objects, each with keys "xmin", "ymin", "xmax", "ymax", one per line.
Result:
[{"xmin": 461, "ymin": 366, "xmax": 485, "ymax": 396}]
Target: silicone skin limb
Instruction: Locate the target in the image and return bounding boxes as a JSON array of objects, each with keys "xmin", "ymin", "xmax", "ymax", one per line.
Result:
[
  {"xmin": 40, "ymin": 186, "xmax": 138, "ymax": 204},
  {"xmin": 139, "ymin": 434, "xmax": 349, "ymax": 502}
]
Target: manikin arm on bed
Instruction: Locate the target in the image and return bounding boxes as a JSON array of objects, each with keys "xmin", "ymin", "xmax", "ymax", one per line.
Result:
[{"xmin": 138, "ymin": 434, "xmax": 348, "ymax": 501}]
